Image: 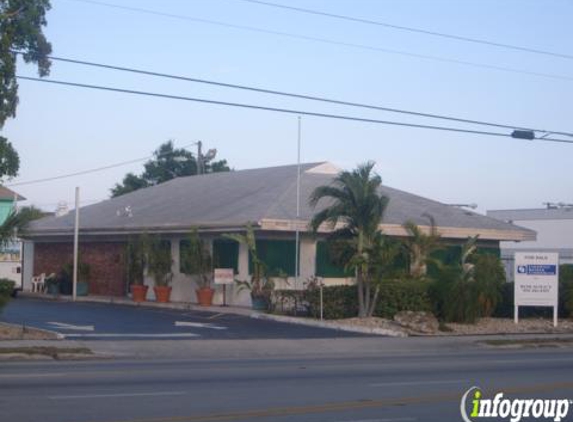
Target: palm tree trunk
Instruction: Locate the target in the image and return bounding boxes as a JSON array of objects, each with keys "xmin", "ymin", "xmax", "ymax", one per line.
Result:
[
  {"xmin": 367, "ymin": 285, "xmax": 380, "ymax": 317},
  {"xmin": 357, "ymin": 230, "xmax": 366, "ymax": 317},
  {"xmin": 357, "ymin": 269, "xmax": 366, "ymax": 317}
]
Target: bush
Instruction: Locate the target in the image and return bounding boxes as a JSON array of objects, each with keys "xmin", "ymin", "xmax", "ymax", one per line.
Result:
[
  {"xmin": 304, "ymin": 279, "xmax": 432, "ymax": 320},
  {"xmin": 431, "ymin": 265, "xmax": 479, "ymax": 324},
  {"xmin": 305, "ymin": 285, "xmax": 357, "ymax": 319},
  {"xmin": 0, "ymin": 278, "xmax": 15, "ymax": 313},
  {"xmin": 560, "ymin": 264, "xmax": 573, "ymax": 317},
  {"xmin": 375, "ymin": 278, "xmax": 433, "ymax": 318},
  {"xmin": 473, "ymin": 254, "xmax": 505, "ymax": 317},
  {"xmin": 494, "ymin": 264, "xmax": 573, "ymax": 319}
]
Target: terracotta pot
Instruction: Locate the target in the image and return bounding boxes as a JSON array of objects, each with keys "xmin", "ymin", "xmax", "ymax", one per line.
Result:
[
  {"xmin": 131, "ymin": 284, "xmax": 149, "ymax": 302},
  {"xmin": 196, "ymin": 287, "xmax": 214, "ymax": 306},
  {"xmin": 154, "ymin": 286, "xmax": 172, "ymax": 303}
]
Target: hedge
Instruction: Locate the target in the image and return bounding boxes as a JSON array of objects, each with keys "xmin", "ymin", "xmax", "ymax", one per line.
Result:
[
  {"xmin": 495, "ymin": 264, "xmax": 573, "ymax": 318},
  {"xmin": 0, "ymin": 278, "xmax": 15, "ymax": 313},
  {"xmin": 304, "ymin": 279, "xmax": 432, "ymax": 320}
]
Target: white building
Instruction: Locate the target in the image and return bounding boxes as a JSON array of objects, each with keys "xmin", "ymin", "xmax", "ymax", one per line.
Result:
[{"xmin": 487, "ymin": 206, "xmax": 573, "ymax": 281}]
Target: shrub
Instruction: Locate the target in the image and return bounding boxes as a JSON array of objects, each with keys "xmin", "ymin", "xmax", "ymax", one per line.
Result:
[
  {"xmin": 374, "ymin": 278, "xmax": 433, "ymax": 318},
  {"xmin": 473, "ymin": 254, "xmax": 505, "ymax": 317},
  {"xmin": 431, "ymin": 265, "xmax": 479, "ymax": 324},
  {"xmin": 304, "ymin": 278, "xmax": 432, "ymax": 320},
  {"xmin": 0, "ymin": 278, "xmax": 15, "ymax": 313},
  {"xmin": 560, "ymin": 264, "xmax": 573, "ymax": 317},
  {"xmin": 494, "ymin": 264, "xmax": 573, "ymax": 319},
  {"xmin": 305, "ymin": 285, "xmax": 357, "ymax": 319}
]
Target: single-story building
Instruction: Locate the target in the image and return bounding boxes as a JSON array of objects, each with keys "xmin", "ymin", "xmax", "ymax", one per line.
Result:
[{"xmin": 23, "ymin": 162, "xmax": 535, "ymax": 306}]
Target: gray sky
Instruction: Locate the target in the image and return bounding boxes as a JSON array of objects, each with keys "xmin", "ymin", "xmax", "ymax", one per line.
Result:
[{"xmin": 3, "ymin": 0, "xmax": 572, "ymax": 213}]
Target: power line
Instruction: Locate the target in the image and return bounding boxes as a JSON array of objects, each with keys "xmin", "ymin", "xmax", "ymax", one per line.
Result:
[
  {"xmin": 63, "ymin": 0, "xmax": 573, "ymax": 83},
  {"xmin": 6, "ymin": 141, "xmax": 197, "ymax": 187},
  {"xmin": 21, "ymin": 53, "xmax": 573, "ymax": 138},
  {"xmin": 16, "ymin": 75, "xmax": 573, "ymax": 144},
  {"xmin": 28, "ymin": 53, "xmax": 572, "ymax": 137},
  {"xmin": 239, "ymin": 0, "xmax": 573, "ymax": 61}
]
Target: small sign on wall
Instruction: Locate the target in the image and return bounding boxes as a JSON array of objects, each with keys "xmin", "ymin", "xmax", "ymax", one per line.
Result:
[
  {"xmin": 514, "ymin": 252, "xmax": 559, "ymax": 327},
  {"xmin": 214, "ymin": 268, "xmax": 234, "ymax": 285}
]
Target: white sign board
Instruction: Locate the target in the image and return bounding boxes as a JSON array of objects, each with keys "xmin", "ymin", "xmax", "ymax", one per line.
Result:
[
  {"xmin": 214, "ymin": 268, "xmax": 234, "ymax": 285},
  {"xmin": 514, "ymin": 252, "xmax": 559, "ymax": 326}
]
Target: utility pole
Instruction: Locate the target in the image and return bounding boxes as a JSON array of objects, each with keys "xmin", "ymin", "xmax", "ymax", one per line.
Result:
[
  {"xmin": 295, "ymin": 116, "xmax": 301, "ymax": 290},
  {"xmin": 72, "ymin": 187, "xmax": 80, "ymax": 301},
  {"xmin": 197, "ymin": 141, "xmax": 203, "ymax": 175}
]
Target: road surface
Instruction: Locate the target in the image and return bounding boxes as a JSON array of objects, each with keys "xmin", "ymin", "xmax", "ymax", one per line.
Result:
[{"xmin": 2, "ymin": 347, "xmax": 573, "ymax": 421}]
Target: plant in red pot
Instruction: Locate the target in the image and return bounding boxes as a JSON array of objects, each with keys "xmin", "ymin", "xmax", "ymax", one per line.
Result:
[
  {"xmin": 147, "ymin": 236, "xmax": 173, "ymax": 303},
  {"xmin": 127, "ymin": 236, "xmax": 148, "ymax": 302},
  {"xmin": 181, "ymin": 230, "xmax": 214, "ymax": 306}
]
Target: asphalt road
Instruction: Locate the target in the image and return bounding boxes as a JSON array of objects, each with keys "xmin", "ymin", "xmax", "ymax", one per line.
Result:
[
  {"xmin": 1, "ymin": 297, "xmax": 366, "ymax": 340},
  {"xmin": 2, "ymin": 348, "xmax": 573, "ymax": 422}
]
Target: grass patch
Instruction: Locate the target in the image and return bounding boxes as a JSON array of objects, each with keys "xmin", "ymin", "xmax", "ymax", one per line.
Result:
[
  {"xmin": 479, "ymin": 338, "xmax": 573, "ymax": 348},
  {"xmin": 0, "ymin": 346, "xmax": 93, "ymax": 359}
]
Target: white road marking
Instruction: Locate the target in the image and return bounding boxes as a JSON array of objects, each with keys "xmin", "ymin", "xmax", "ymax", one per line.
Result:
[
  {"xmin": 370, "ymin": 379, "xmax": 466, "ymax": 387},
  {"xmin": 63, "ymin": 333, "xmax": 199, "ymax": 338},
  {"xmin": 175, "ymin": 321, "xmax": 227, "ymax": 330},
  {"xmin": 49, "ymin": 391, "xmax": 186, "ymax": 400},
  {"xmin": 47, "ymin": 322, "xmax": 95, "ymax": 331}
]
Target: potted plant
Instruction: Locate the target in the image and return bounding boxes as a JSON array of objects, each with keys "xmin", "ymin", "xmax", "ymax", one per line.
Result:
[
  {"xmin": 60, "ymin": 262, "xmax": 90, "ymax": 296},
  {"xmin": 147, "ymin": 236, "xmax": 173, "ymax": 303},
  {"xmin": 127, "ymin": 236, "xmax": 148, "ymax": 302},
  {"xmin": 181, "ymin": 229, "xmax": 215, "ymax": 306},
  {"xmin": 225, "ymin": 224, "xmax": 274, "ymax": 311},
  {"xmin": 45, "ymin": 273, "xmax": 59, "ymax": 295}
]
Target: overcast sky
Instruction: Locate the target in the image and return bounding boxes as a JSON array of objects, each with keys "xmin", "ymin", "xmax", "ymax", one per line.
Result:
[{"xmin": 3, "ymin": 0, "xmax": 572, "ymax": 214}]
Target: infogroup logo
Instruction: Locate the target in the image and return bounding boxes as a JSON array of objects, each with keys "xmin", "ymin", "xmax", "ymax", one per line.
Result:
[{"xmin": 460, "ymin": 387, "xmax": 571, "ymax": 422}]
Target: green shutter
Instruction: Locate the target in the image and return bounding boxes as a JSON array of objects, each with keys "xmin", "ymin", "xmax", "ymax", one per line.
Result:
[
  {"xmin": 213, "ymin": 239, "xmax": 239, "ymax": 274},
  {"xmin": 249, "ymin": 240, "xmax": 297, "ymax": 277},
  {"xmin": 315, "ymin": 241, "xmax": 352, "ymax": 278}
]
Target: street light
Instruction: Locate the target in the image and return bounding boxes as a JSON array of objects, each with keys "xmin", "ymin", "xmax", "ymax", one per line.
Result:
[{"xmin": 192, "ymin": 141, "xmax": 217, "ymax": 175}]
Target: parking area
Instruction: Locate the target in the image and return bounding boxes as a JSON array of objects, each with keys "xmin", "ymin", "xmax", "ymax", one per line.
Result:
[{"xmin": 1, "ymin": 297, "xmax": 366, "ymax": 340}]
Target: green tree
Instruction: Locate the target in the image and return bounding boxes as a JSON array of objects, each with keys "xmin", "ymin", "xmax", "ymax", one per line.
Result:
[
  {"xmin": 111, "ymin": 141, "xmax": 231, "ymax": 197},
  {"xmin": 402, "ymin": 214, "xmax": 441, "ymax": 278},
  {"xmin": 309, "ymin": 162, "xmax": 389, "ymax": 318},
  {"xmin": 0, "ymin": 205, "xmax": 44, "ymax": 247},
  {"xmin": 0, "ymin": 0, "xmax": 52, "ymax": 180}
]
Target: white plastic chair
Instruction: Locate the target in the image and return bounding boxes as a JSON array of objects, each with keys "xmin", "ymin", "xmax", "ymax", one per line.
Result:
[{"xmin": 31, "ymin": 273, "xmax": 46, "ymax": 293}]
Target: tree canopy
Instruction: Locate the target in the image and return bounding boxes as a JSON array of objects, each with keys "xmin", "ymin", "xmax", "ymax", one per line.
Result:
[
  {"xmin": 0, "ymin": 0, "xmax": 52, "ymax": 180},
  {"xmin": 111, "ymin": 141, "xmax": 231, "ymax": 197}
]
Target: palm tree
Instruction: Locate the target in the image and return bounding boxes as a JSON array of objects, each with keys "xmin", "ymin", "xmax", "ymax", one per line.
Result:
[
  {"xmin": 402, "ymin": 213, "xmax": 441, "ymax": 278},
  {"xmin": 0, "ymin": 206, "xmax": 45, "ymax": 248},
  {"xmin": 309, "ymin": 162, "xmax": 389, "ymax": 318}
]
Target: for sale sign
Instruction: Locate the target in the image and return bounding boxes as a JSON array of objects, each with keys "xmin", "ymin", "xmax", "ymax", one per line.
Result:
[{"xmin": 514, "ymin": 252, "xmax": 559, "ymax": 307}]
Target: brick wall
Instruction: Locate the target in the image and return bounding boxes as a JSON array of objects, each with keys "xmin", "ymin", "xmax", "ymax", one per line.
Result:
[{"xmin": 34, "ymin": 241, "xmax": 126, "ymax": 297}]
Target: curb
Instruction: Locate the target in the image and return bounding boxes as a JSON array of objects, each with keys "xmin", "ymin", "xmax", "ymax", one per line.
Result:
[{"xmin": 250, "ymin": 313, "xmax": 408, "ymax": 337}]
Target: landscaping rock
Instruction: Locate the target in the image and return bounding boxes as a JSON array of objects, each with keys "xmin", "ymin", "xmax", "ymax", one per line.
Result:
[{"xmin": 394, "ymin": 311, "xmax": 440, "ymax": 334}]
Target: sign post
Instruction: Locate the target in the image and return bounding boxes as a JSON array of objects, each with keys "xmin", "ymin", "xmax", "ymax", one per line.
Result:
[
  {"xmin": 514, "ymin": 252, "xmax": 559, "ymax": 327},
  {"xmin": 214, "ymin": 268, "xmax": 234, "ymax": 307}
]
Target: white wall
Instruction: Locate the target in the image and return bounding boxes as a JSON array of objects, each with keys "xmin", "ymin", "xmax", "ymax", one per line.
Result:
[
  {"xmin": 168, "ymin": 234, "xmax": 356, "ymax": 306},
  {"xmin": 500, "ymin": 219, "xmax": 573, "ymax": 250}
]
